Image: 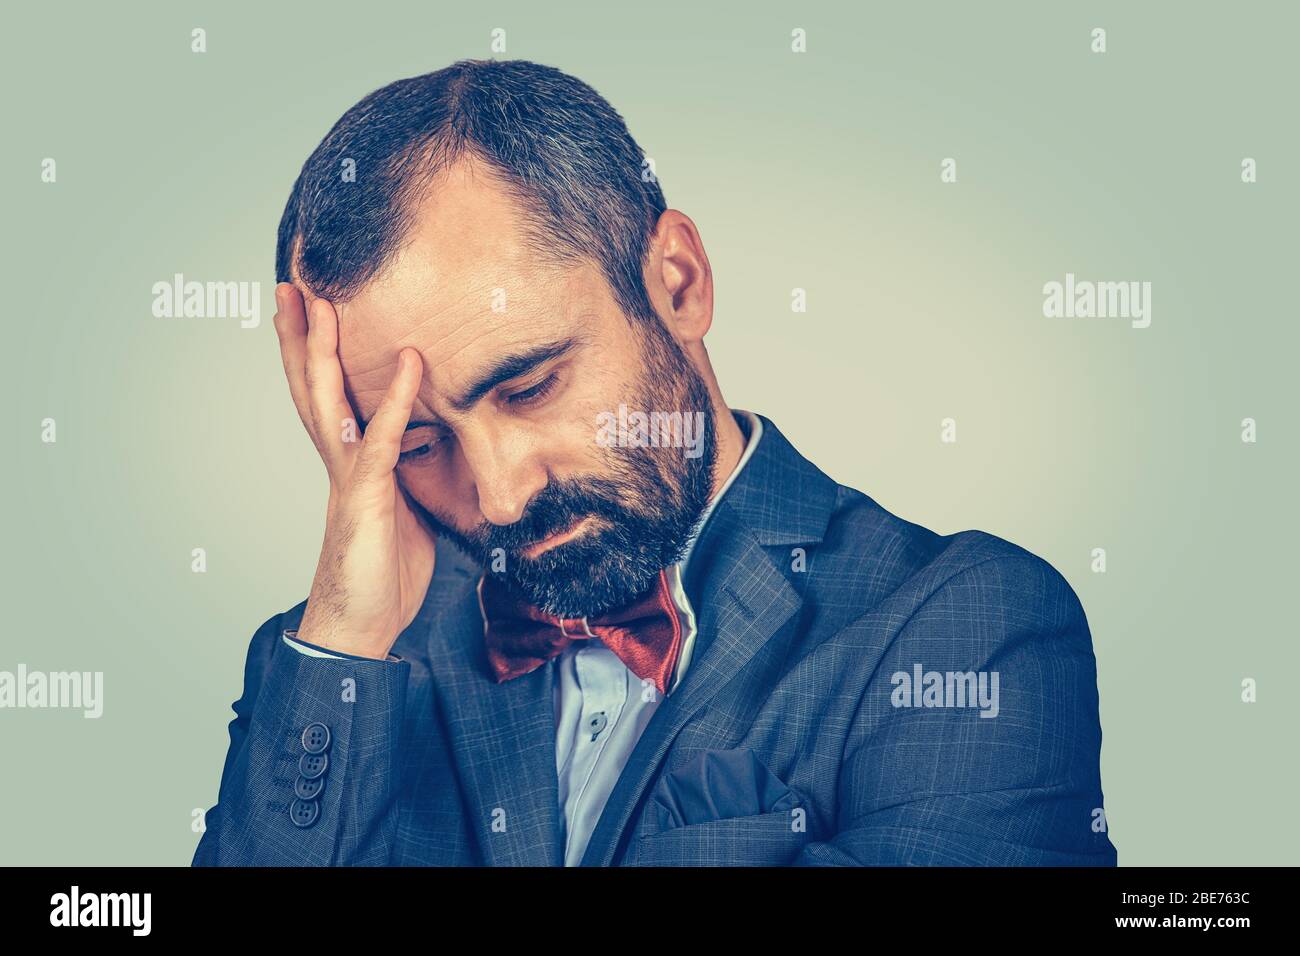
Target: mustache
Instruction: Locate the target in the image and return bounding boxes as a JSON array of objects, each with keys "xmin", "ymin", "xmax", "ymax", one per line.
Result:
[
  {"xmin": 480, "ymin": 478, "xmax": 628, "ymax": 552},
  {"xmin": 413, "ymin": 473, "xmax": 641, "ymax": 558}
]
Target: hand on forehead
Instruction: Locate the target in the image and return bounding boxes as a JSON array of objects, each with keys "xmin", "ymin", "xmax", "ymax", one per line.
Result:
[
  {"xmin": 289, "ymin": 156, "xmax": 619, "ymax": 428},
  {"xmin": 329, "ymin": 255, "xmax": 608, "ymax": 430}
]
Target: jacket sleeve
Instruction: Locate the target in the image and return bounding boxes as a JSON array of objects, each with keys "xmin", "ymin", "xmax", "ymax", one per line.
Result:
[
  {"xmin": 794, "ymin": 553, "xmax": 1118, "ymax": 866},
  {"xmin": 192, "ymin": 606, "xmax": 411, "ymax": 866}
]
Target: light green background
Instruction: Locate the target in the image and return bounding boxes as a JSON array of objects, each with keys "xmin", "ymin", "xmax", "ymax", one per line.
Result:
[{"xmin": 2, "ymin": 0, "xmax": 1295, "ymax": 865}]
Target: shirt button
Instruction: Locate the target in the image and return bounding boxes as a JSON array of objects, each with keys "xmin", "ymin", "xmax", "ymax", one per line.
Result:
[{"xmin": 587, "ymin": 711, "xmax": 608, "ymax": 739}]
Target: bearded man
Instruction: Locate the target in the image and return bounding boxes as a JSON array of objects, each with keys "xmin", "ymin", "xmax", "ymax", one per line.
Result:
[{"xmin": 193, "ymin": 58, "xmax": 1117, "ymax": 867}]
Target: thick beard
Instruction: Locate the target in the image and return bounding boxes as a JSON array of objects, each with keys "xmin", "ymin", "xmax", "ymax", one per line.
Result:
[{"xmin": 412, "ymin": 318, "xmax": 720, "ymax": 619}]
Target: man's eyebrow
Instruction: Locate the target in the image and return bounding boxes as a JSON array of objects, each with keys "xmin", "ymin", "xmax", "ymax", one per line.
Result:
[
  {"xmin": 447, "ymin": 337, "xmax": 580, "ymax": 413},
  {"xmin": 362, "ymin": 337, "xmax": 582, "ymax": 432}
]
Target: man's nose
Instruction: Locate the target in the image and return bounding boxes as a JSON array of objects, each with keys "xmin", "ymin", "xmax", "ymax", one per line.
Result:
[{"xmin": 456, "ymin": 424, "xmax": 548, "ymax": 527}]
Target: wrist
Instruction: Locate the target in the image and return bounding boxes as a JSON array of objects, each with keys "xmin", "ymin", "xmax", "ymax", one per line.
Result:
[{"xmin": 295, "ymin": 623, "xmax": 393, "ymax": 661}]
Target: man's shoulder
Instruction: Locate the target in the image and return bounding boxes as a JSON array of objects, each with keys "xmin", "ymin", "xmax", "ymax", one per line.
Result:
[{"xmin": 817, "ymin": 482, "xmax": 1084, "ymax": 627}]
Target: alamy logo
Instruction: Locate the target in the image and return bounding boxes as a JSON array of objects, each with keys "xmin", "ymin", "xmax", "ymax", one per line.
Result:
[
  {"xmin": 151, "ymin": 273, "xmax": 261, "ymax": 328},
  {"xmin": 0, "ymin": 665, "xmax": 102, "ymax": 718},
  {"xmin": 50, "ymin": 886, "xmax": 151, "ymax": 936},
  {"xmin": 595, "ymin": 404, "xmax": 706, "ymax": 459},
  {"xmin": 1042, "ymin": 272, "xmax": 1151, "ymax": 328},
  {"xmin": 890, "ymin": 664, "xmax": 1000, "ymax": 718}
]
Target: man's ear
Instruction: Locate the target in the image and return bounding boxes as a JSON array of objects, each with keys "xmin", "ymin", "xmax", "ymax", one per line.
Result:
[{"xmin": 644, "ymin": 209, "xmax": 714, "ymax": 344}]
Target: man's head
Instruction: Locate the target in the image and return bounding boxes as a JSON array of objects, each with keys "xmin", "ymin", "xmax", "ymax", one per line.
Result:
[{"xmin": 276, "ymin": 59, "xmax": 729, "ymax": 618}]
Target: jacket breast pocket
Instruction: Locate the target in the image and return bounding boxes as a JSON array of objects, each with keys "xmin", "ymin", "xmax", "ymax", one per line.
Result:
[{"xmin": 630, "ymin": 747, "xmax": 813, "ymax": 866}]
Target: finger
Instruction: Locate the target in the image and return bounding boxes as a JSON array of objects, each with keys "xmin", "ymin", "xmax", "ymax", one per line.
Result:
[
  {"xmin": 272, "ymin": 284, "xmax": 314, "ymax": 437},
  {"xmin": 352, "ymin": 348, "xmax": 424, "ymax": 486},
  {"xmin": 303, "ymin": 296, "xmax": 359, "ymax": 467}
]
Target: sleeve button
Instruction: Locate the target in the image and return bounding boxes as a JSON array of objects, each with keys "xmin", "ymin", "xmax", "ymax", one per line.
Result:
[
  {"xmin": 294, "ymin": 775, "xmax": 325, "ymax": 800},
  {"xmin": 299, "ymin": 752, "xmax": 329, "ymax": 780},
  {"xmin": 289, "ymin": 798, "xmax": 320, "ymax": 828},
  {"xmin": 301, "ymin": 722, "xmax": 331, "ymax": 754}
]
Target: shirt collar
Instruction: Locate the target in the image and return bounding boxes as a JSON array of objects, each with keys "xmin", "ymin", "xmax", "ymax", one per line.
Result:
[{"xmin": 679, "ymin": 409, "xmax": 763, "ymax": 579}]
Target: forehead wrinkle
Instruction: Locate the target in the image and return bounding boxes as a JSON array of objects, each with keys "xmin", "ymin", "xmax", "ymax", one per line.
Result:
[
  {"xmin": 348, "ymin": 313, "xmax": 565, "ymax": 429},
  {"xmin": 417, "ymin": 310, "xmax": 529, "ymax": 381},
  {"xmin": 416, "ymin": 274, "xmax": 573, "ymax": 388},
  {"xmin": 338, "ymin": 259, "xmax": 565, "ymax": 375},
  {"xmin": 337, "ymin": 285, "xmax": 491, "ymax": 369},
  {"xmin": 339, "ymin": 249, "xmax": 591, "ymax": 426},
  {"xmin": 336, "ymin": 297, "xmax": 519, "ymax": 411}
]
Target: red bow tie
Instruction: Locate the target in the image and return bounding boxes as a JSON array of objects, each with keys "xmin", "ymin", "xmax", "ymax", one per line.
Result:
[{"xmin": 478, "ymin": 569, "xmax": 685, "ymax": 696}]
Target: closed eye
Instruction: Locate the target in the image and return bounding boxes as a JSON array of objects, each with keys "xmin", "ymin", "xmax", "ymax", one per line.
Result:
[
  {"xmin": 397, "ymin": 434, "xmax": 449, "ymax": 464},
  {"xmin": 505, "ymin": 373, "xmax": 559, "ymax": 407}
]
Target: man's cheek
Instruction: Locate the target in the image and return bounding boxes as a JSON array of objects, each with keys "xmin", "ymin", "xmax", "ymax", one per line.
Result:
[
  {"xmin": 561, "ymin": 392, "xmax": 623, "ymax": 460},
  {"xmin": 397, "ymin": 473, "xmax": 460, "ymax": 529}
]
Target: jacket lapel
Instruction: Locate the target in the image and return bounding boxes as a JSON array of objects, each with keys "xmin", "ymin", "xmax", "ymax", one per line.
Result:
[
  {"xmin": 415, "ymin": 413, "xmax": 837, "ymax": 868},
  {"xmin": 578, "ymin": 414, "xmax": 839, "ymax": 866},
  {"xmin": 424, "ymin": 564, "xmax": 563, "ymax": 866},
  {"xmin": 577, "ymin": 523, "xmax": 802, "ymax": 865}
]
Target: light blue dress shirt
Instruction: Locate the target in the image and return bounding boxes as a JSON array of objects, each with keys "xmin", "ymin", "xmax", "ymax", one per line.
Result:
[{"xmin": 283, "ymin": 409, "xmax": 763, "ymax": 866}]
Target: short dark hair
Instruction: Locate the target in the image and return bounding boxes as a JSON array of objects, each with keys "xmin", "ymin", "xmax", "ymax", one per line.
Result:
[{"xmin": 275, "ymin": 59, "xmax": 668, "ymax": 323}]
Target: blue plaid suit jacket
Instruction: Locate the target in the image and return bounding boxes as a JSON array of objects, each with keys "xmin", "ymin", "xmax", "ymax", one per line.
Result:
[{"xmin": 193, "ymin": 413, "xmax": 1117, "ymax": 866}]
